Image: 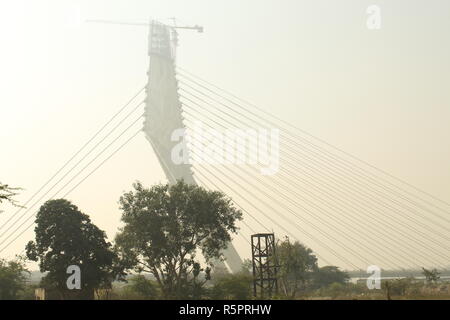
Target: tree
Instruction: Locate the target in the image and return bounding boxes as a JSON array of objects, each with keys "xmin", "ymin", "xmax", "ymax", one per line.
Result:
[
  {"xmin": 313, "ymin": 266, "xmax": 349, "ymax": 289},
  {"xmin": 210, "ymin": 272, "xmax": 253, "ymax": 300},
  {"xmin": 422, "ymin": 267, "xmax": 440, "ymax": 285},
  {"xmin": 120, "ymin": 275, "xmax": 159, "ymax": 300},
  {"xmin": 241, "ymin": 259, "xmax": 253, "ymax": 273},
  {"xmin": 25, "ymin": 199, "xmax": 122, "ymax": 299},
  {"xmin": 276, "ymin": 237, "xmax": 318, "ymax": 298},
  {"xmin": 115, "ymin": 180, "xmax": 242, "ymax": 299},
  {"xmin": 0, "ymin": 182, "xmax": 22, "ymax": 213},
  {"xmin": 0, "ymin": 257, "xmax": 29, "ymax": 300}
]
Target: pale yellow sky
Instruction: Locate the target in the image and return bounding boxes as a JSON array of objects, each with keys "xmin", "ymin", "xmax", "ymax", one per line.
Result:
[{"xmin": 1, "ymin": 0, "xmax": 449, "ymax": 269}]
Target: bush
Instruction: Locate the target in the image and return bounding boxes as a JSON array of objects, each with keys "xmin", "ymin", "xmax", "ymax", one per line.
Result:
[
  {"xmin": 119, "ymin": 275, "xmax": 159, "ymax": 300},
  {"xmin": 18, "ymin": 284, "xmax": 39, "ymax": 300},
  {"xmin": 210, "ymin": 272, "xmax": 253, "ymax": 300},
  {"xmin": 0, "ymin": 258, "xmax": 29, "ymax": 300}
]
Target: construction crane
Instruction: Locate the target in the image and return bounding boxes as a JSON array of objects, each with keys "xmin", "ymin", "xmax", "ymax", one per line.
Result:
[
  {"xmin": 85, "ymin": 18, "xmax": 203, "ymax": 32},
  {"xmin": 86, "ymin": 18, "xmax": 203, "ymax": 57}
]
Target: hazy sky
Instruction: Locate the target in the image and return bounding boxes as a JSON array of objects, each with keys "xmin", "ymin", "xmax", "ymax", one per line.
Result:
[{"xmin": 1, "ymin": 0, "xmax": 449, "ymax": 268}]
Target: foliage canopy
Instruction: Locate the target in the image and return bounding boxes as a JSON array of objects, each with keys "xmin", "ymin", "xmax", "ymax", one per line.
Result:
[
  {"xmin": 115, "ymin": 180, "xmax": 242, "ymax": 299},
  {"xmin": 26, "ymin": 199, "xmax": 122, "ymax": 296}
]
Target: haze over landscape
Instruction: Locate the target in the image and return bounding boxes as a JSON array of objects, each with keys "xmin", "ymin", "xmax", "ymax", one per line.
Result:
[{"xmin": 1, "ymin": 0, "xmax": 450, "ymax": 270}]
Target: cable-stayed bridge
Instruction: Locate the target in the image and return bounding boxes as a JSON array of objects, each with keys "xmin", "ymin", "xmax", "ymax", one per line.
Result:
[{"xmin": 0, "ymin": 20, "xmax": 449, "ymax": 273}]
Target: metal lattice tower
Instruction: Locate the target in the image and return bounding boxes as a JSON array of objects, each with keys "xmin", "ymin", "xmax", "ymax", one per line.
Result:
[{"xmin": 251, "ymin": 233, "xmax": 279, "ymax": 298}]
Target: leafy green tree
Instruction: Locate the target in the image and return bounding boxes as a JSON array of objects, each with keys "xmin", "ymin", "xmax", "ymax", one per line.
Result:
[
  {"xmin": 276, "ymin": 237, "xmax": 318, "ymax": 298},
  {"xmin": 241, "ymin": 259, "xmax": 253, "ymax": 273},
  {"xmin": 0, "ymin": 257, "xmax": 29, "ymax": 300},
  {"xmin": 25, "ymin": 199, "xmax": 123, "ymax": 298},
  {"xmin": 18, "ymin": 283, "xmax": 38, "ymax": 300},
  {"xmin": 129, "ymin": 275, "xmax": 158, "ymax": 298},
  {"xmin": 422, "ymin": 267, "xmax": 440, "ymax": 285},
  {"xmin": 121, "ymin": 275, "xmax": 159, "ymax": 300},
  {"xmin": 115, "ymin": 181, "xmax": 242, "ymax": 299},
  {"xmin": 313, "ymin": 266, "xmax": 349, "ymax": 289},
  {"xmin": 210, "ymin": 272, "xmax": 253, "ymax": 300}
]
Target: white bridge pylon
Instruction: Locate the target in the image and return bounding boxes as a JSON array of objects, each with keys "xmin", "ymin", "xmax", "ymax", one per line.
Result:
[{"xmin": 143, "ymin": 21, "xmax": 243, "ymax": 273}]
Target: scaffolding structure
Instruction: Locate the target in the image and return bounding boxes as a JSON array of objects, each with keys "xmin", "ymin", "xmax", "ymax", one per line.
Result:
[{"xmin": 251, "ymin": 233, "xmax": 278, "ymax": 298}]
